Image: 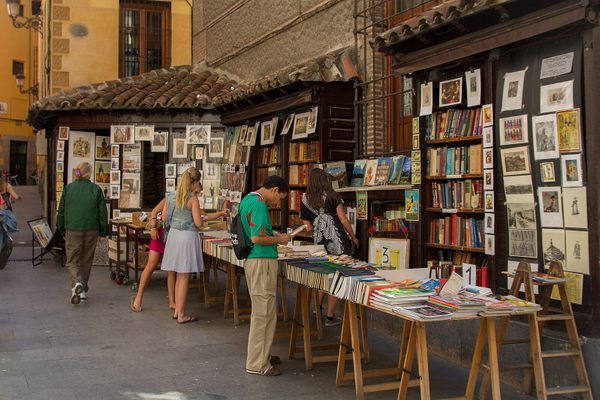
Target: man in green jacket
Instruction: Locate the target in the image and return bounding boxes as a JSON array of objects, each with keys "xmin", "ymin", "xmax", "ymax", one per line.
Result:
[{"xmin": 57, "ymin": 162, "xmax": 108, "ymax": 304}]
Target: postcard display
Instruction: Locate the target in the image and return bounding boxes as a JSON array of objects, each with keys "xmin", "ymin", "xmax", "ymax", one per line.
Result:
[{"xmin": 494, "ymin": 41, "xmax": 588, "ymax": 305}]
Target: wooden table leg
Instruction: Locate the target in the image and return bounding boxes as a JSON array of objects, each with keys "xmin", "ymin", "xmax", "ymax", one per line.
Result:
[
  {"xmin": 314, "ymin": 289, "xmax": 324, "ymax": 340},
  {"xmin": 397, "ymin": 320, "xmax": 411, "ymax": 380},
  {"xmin": 336, "ymin": 301, "xmax": 350, "ymax": 386},
  {"xmin": 279, "ymin": 273, "xmax": 288, "ymax": 321},
  {"xmin": 223, "ymin": 263, "xmax": 232, "ymax": 318},
  {"xmin": 347, "ymin": 302, "xmax": 365, "ymax": 400},
  {"xmin": 288, "ymin": 284, "xmax": 302, "ymax": 360},
  {"xmin": 232, "ymin": 265, "xmax": 240, "ymax": 326},
  {"xmin": 486, "ymin": 317, "xmax": 502, "ymax": 400},
  {"xmin": 415, "ymin": 322, "xmax": 431, "ymax": 400},
  {"xmin": 359, "ymin": 305, "xmax": 370, "ymax": 363},
  {"xmin": 465, "ymin": 318, "xmax": 488, "ymax": 400},
  {"xmin": 398, "ymin": 321, "xmax": 416, "ymax": 400},
  {"xmin": 300, "ymin": 285, "xmax": 314, "ymax": 370}
]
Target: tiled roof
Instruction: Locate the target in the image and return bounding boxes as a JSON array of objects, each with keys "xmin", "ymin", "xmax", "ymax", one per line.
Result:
[
  {"xmin": 373, "ymin": 0, "xmax": 515, "ymax": 54},
  {"xmin": 30, "ymin": 64, "xmax": 236, "ymax": 114},
  {"xmin": 213, "ymin": 46, "xmax": 358, "ymax": 107}
]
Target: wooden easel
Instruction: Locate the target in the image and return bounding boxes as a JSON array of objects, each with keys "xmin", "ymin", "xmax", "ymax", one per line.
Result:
[{"xmin": 479, "ymin": 261, "xmax": 592, "ymax": 399}]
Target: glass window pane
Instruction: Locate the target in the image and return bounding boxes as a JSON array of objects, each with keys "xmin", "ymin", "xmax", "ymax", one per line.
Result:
[
  {"xmin": 123, "ymin": 8, "xmax": 140, "ymax": 77},
  {"xmin": 145, "ymin": 11, "xmax": 163, "ymax": 71}
]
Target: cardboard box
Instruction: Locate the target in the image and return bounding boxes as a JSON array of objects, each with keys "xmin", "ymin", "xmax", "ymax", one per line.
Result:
[{"xmin": 108, "ymin": 237, "xmax": 127, "ymax": 262}]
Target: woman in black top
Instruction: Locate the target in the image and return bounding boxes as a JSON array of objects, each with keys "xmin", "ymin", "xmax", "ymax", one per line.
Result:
[{"xmin": 301, "ymin": 168, "xmax": 359, "ymax": 326}]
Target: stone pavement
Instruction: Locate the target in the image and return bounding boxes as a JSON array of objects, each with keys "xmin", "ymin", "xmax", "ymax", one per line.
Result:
[{"xmin": 0, "ymin": 187, "xmax": 533, "ymax": 400}]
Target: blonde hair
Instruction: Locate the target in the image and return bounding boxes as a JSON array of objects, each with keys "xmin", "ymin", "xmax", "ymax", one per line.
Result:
[
  {"xmin": 175, "ymin": 167, "xmax": 201, "ymax": 208},
  {"xmin": 75, "ymin": 162, "xmax": 92, "ymax": 180}
]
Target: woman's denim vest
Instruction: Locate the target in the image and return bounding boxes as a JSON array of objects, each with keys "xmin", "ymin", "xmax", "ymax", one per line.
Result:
[{"xmin": 166, "ymin": 192, "xmax": 198, "ymax": 231}]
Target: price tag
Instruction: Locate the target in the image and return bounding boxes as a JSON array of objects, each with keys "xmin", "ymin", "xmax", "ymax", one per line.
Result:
[
  {"xmin": 446, "ymin": 174, "xmax": 461, "ymax": 179},
  {"xmin": 442, "ymin": 208, "xmax": 458, "ymax": 214},
  {"xmin": 462, "ymin": 263, "xmax": 477, "ymax": 287}
]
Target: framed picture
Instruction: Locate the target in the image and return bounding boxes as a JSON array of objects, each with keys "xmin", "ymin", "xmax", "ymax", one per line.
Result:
[
  {"xmin": 556, "ymin": 109, "xmax": 581, "ymax": 153},
  {"xmin": 205, "ymin": 162, "xmax": 220, "ymax": 181},
  {"xmin": 484, "ymin": 191, "xmax": 494, "ymax": 212},
  {"xmin": 111, "ymin": 157, "xmax": 119, "ymax": 170},
  {"xmin": 507, "ymin": 202, "xmax": 537, "ymax": 229},
  {"xmin": 540, "ymin": 80, "xmax": 574, "ymax": 113},
  {"xmin": 95, "ymin": 136, "xmax": 111, "ymax": 160},
  {"xmin": 561, "ymin": 154, "xmax": 583, "ymax": 187},
  {"xmin": 209, "ymin": 138, "xmax": 224, "ymax": 158},
  {"xmin": 58, "ymin": 126, "xmax": 70, "ymax": 140},
  {"xmin": 539, "ymin": 162, "xmax": 556, "ymax": 183},
  {"xmin": 465, "ymin": 68, "xmax": 481, "ymax": 107},
  {"xmin": 481, "ymin": 104, "xmax": 494, "ymax": 127},
  {"xmin": 165, "ymin": 178, "xmax": 176, "ymax": 193},
  {"xmin": 186, "ymin": 125, "xmax": 210, "ymax": 145},
  {"xmin": 500, "ymin": 146, "xmax": 531, "ymax": 176},
  {"xmin": 405, "ymin": 189, "xmax": 419, "ymax": 222},
  {"xmin": 110, "ymin": 170, "xmax": 121, "ymax": 185},
  {"xmin": 565, "ymin": 230, "xmax": 589, "ymax": 274},
  {"xmin": 501, "ymin": 69, "xmax": 526, "ymax": 112},
  {"xmin": 499, "ymin": 114, "xmax": 528, "ymax": 146},
  {"xmin": 56, "ymin": 151, "xmax": 64, "ymax": 162},
  {"xmin": 412, "ymin": 117, "xmax": 420, "ymax": 134},
  {"xmin": 28, "ymin": 218, "xmax": 53, "ymax": 248},
  {"xmin": 483, "ymin": 148, "xmax": 493, "ymax": 169},
  {"xmin": 503, "ymin": 175, "xmax": 534, "ymax": 202},
  {"xmin": 119, "ymin": 173, "xmax": 141, "ymax": 209},
  {"xmin": 532, "ymin": 114, "xmax": 559, "ymax": 160},
  {"xmin": 122, "ymin": 143, "xmax": 141, "ymax": 173},
  {"xmin": 563, "ymin": 187, "xmax": 587, "ymax": 229},
  {"xmin": 245, "ymin": 126, "xmax": 258, "ymax": 146},
  {"xmin": 134, "ymin": 125, "xmax": 154, "ymax": 141},
  {"xmin": 94, "ymin": 161, "xmax": 110, "ymax": 184},
  {"xmin": 56, "ymin": 161, "xmax": 64, "ymax": 173},
  {"xmin": 509, "ymin": 229, "xmax": 538, "ymax": 259},
  {"xmin": 484, "ymin": 213, "xmax": 495, "ymax": 234},
  {"xmin": 194, "ymin": 146, "xmax": 205, "ymax": 161},
  {"xmin": 485, "ymin": 234, "xmax": 495, "ymax": 255},
  {"xmin": 419, "ymin": 82, "xmax": 433, "ymax": 116},
  {"xmin": 111, "ymin": 145, "xmax": 119, "ymax": 157},
  {"xmin": 68, "ymin": 130, "xmax": 95, "ymax": 184},
  {"xmin": 292, "ymin": 111, "xmax": 311, "ymax": 140},
  {"xmin": 56, "ymin": 140, "xmax": 65, "ymax": 151},
  {"xmin": 281, "ymin": 115, "xmax": 294, "ymax": 136},
  {"xmin": 439, "ymin": 77, "xmax": 462, "ymax": 107},
  {"xmin": 110, "ymin": 184, "xmax": 120, "ymax": 200},
  {"xmin": 172, "ymin": 138, "xmax": 188, "ymax": 158},
  {"xmin": 542, "ymin": 229, "xmax": 566, "ymax": 268},
  {"xmin": 260, "ymin": 120, "xmax": 275, "ymax": 145},
  {"xmin": 412, "ymin": 134, "xmax": 419, "ymax": 150},
  {"xmin": 307, "ymin": 106, "xmax": 318, "ymax": 134},
  {"xmin": 483, "ymin": 126, "xmax": 493, "ymax": 148},
  {"xmin": 484, "ymin": 169, "xmax": 493, "ymax": 190},
  {"xmin": 151, "ymin": 131, "xmax": 168, "ymax": 152},
  {"xmin": 238, "ymin": 125, "xmax": 248, "ymax": 144},
  {"xmin": 165, "ymin": 163, "xmax": 176, "ymax": 179},
  {"xmin": 368, "ymin": 237, "xmax": 410, "ymax": 269},
  {"xmin": 110, "ymin": 125, "xmax": 134, "ymax": 145},
  {"xmin": 538, "ymin": 186, "xmax": 563, "ymax": 227}
]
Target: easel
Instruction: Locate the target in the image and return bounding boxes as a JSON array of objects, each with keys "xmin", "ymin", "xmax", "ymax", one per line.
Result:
[{"xmin": 29, "ymin": 221, "xmax": 65, "ymax": 268}]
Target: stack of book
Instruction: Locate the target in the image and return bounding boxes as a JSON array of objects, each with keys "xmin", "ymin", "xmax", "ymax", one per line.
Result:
[
  {"xmin": 351, "ymin": 155, "xmax": 411, "ymax": 187},
  {"xmin": 285, "ymin": 260, "xmax": 338, "ymax": 291},
  {"xmin": 324, "ymin": 161, "xmax": 348, "ymax": 188},
  {"xmin": 428, "ymin": 215, "xmax": 484, "ymax": 248},
  {"xmin": 426, "ymin": 144, "xmax": 482, "ymax": 177},
  {"xmin": 479, "ymin": 295, "xmax": 541, "ymax": 316},
  {"xmin": 257, "ymin": 166, "xmax": 281, "ymax": 186},
  {"xmin": 269, "ymin": 209, "xmax": 282, "ymax": 226},
  {"xmin": 373, "ymin": 217, "xmax": 407, "ymax": 232},
  {"xmin": 289, "ymin": 141, "xmax": 320, "ymax": 162},
  {"xmin": 368, "ymin": 287, "xmax": 434, "ymax": 311},
  {"xmin": 427, "ymin": 295, "xmax": 488, "ymax": 317},
  {"xmin": 288, "ymin": 190, "xmax": 304, "ymax": 211},
  {"xmin": 431, "ymin": 180, "xmax": 483, "ymax": 209},
  {"xmin": 257, "ymin": 146, "xmax": 279, "ymax": 165},
  {"xmin": 424, "ymin": 108, "xmax": 483, "ymax": 140},
  {"xmin": 392, "ymin": 304, "xmax": 455, "ymax": 321},
  {"xmin": 329, "ymin": 268, "xmax": 383, "ymax": 303}
]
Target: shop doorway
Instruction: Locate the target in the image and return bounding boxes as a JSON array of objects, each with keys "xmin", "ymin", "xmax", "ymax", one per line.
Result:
[{"xmin": 9, "ymin": 141, "xmax": 27, "ymax": 185}]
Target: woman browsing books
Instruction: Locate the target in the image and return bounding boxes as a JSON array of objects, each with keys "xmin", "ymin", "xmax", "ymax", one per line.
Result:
[{"xmin": 301, "ymin": 168, "xmax": 359, "ymax": 326}]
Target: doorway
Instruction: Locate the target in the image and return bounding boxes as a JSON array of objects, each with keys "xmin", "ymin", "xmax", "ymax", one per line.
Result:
[{"xmin": 10, "ymin": 141, "xmax": 28, "ymax": 185}]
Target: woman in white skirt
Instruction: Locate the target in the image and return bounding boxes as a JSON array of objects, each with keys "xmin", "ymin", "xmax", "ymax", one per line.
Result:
[{"xmin": 161, "ymin": 167, "xmax": 204, "ymax": 324}]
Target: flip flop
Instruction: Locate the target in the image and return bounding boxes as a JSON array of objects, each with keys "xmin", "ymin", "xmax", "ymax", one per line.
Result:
[
  {"xmin": 177, "ymin": 316, "xmax": 198, "ymax": 324},
  {"xmin": 130, "ymin": 296, "xmax": 142, "ymax": 312}
]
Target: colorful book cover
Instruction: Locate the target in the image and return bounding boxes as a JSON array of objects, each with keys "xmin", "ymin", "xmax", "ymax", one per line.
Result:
[
  {"xmin": 405, "ymin": 189, "xmax": 420, "ymax": 221},
  {"xmin": 400, "ymin": 156, "xmax": 412, "ymax": 184},
  {"xmin": 363, "ymin": 159, "xmax": 378, "ymax": 186},
  {"xmin": 325, "ymin": 161, "xmax": 347, "ymax": 188},
  {"xmin": 387, "ymin": 155, "xmax": 405, "ymax": 184},
  {"xmin": 351, "ymin": 159, "xmax": 368, "ymax": 187},
  {"xmin": 375, "ymin": 157, "xmax": 392, "ymax": 185}
]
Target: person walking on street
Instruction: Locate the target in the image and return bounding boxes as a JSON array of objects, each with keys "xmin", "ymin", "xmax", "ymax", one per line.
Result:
[
  {"xmin": 57, "ymin": 162, "xmax": 108, "ymax": 304},
  {"xmin": 240, "ymin": 176, "xmax": 291, "ymax": 376}
]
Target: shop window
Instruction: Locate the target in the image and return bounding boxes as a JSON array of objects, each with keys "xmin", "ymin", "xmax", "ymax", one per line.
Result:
[{"xmin": 119, "ymin": 0, "xmax": 171, "ymax": 77}]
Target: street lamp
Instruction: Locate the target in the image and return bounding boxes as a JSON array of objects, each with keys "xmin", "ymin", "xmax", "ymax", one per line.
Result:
[
  {"xmin": 15, "ymin": 73, "xmax": 39, "ymax": 97},
  {"xmin": 5, "ymin": 0, "xmax": 42, "ymax": 34}
]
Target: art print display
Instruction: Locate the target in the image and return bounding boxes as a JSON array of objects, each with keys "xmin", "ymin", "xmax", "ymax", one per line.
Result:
[
  {"xmin": 122, "ymin": 143, "xmax": 141, "ymax": 173},
  {"xmin": 363, "ymin": 159, "xmax": 378, "ymax": 186},
  {"xmin": 503, "ymin": 175, "xmax": 534, "ymax": 202},
  {"xmin": 186, "ymin": 124, "xmax": 210, "ymax": 145},
  {"xmin": 562, "ymin": 187, "xmax": 587, "ymax": 229},
  {"xmin": 530, "ymin": 114, "xmax": 559, "ymax": 160},
  {"xmin": 238, "ymin": 125, "xmax": 248, "ymax": 143},
  {"xmin": 484, "ymin": 213, "xmax": 495, "ymax": 234},
  {"xmin": 465, "ymin": 68, "xmax": 481, "ymax": 107},
  {"xmin": 509, "ymin": 229, "xmax": 538, "ymax": 259},
  {"xmin": 405, "ymin": 189, "xmax": 419, "ymax": 222},
  {"xmin": 292, "ymin": 112, "xmax": 310, "ymax": 140},
  {"xmin": 172, "ymin": 138, "xmax": 188, "ymax": 159},
  {"xmin": 151, "ymin": 131, "xmax": 168, "ymax": 152},
  {"xmin": 501, "ymin": 69, "xmax": 526, "ymax": 111},
  {"xmin": 111, "ymin": 145, "xmax": 119, "ymax": 157},
  {"xmin": 95, "ymin": 136, "xmax": 111, "ymax": 160},
  {"xmin": 57, "ymin": 151, "xmax": 64, "ymax": 162},
  {"xmin": 110, "ymin": 125, "xmax": 134, "ymax": 145},
  {"xmin": 507, "ymin": 202, "xmax": 537, "ymax": 229},
  {"xmin": 482, "ymin": 104, "xmax": 494, "ymax": 127},
  {"xmin": 134, "ymin": 125, "xmax": 154, "ymax": 141},
  {"xmin": 485, "ymin": 234, "xmax": 495, "ymax": 256},
  {"xmin": 67, "ymin": 130, "xmax": 95, "ymax": 184},
  {"xmin": 28, "ymin": 218, "xmax": 54, "ymax": 248},
  {"xmin": 165, "ymin": 164, "xmax": 176, "ymax": 179},
  {"xmin": 368, "ymin": 238, "xmax": 410, "ymax": 269},
  {"xmin": 500, "ymin": 146, "xmax": 531, "ymax": 176},
  {"xmin": 411, "ymin": 162, "xmax": 421, "ymax": 185},
  {"xmin": 483, "ymin": 148, "xmax": 493, "ymax": 169},
  {"xmin": 412, "ymin": 117, "xmax": 419, "ymax": 134},
  {"xmin": 245, "ymin": 125, "xmax": 258, "ymax": 146},
  {"xmin": 58, "ymin": 126, "xmax": 70, "ymax": 140},
  {"xmin": 419, "ymin": 82, "xmax": 433, "ymax": 116},
  {"xmin": 540, "ymin": 80, "xmax": 574, "ymax": 113},
  {"xmin": 540, "ymin": 52, "xmax": 574, "ymax": 79},
  {"xmin": 110, "ymin": 170, "xmax": 121, "ymax": 185},
  {"xmin": 538, "ymin": 186, "xmax": 563, "ymax": 227},
  {"xmin": 94, "ymin": 161, "xmax": 110, "ymax": 185},
  {"xmin": 56, "ymin": 161, "xmax": 64, "ymax": 173},
  {"xmin": 194, "ymin": 146, "xmax": 205, "ymax": 161},
  {"xmin": 541, "ymin": 229, "xmax": 566, "ymax": 268},
  {"xmin": 556, "ymin": 109, "xmax": 581, "ymax": 153},
  {"xmin": 499, "ymin": 115, "xmax": 528, "ymax": 146},
  {"xmin": 111, "ymin": 157, "xmax": 119, "ymax": 170},
  {"xmin": 412, "ymin": 134, "xmax": 419, "ymax": 150},
  {"xmin": 483, "ymin": 126, "xmax": 493, "ymax": 148},
  {"xmin": 177, "ymin": 162, "xmax": 194, "ymax": 176},
  {"xmin": 110, "ymin": 184, "xmax": 120, "ymax": 200},
  {"xmin": 209, "ymin": 138, "xmax": 224, "ymax": 158},
  {"xmin": 565, "ymin": 230, "xmax": 589, "ymax": 274},
  {"xmin": 260, "ymin": 121, "xmax": 275, "ymax": 146},
  {"xmin": 165, "ymin": 178, "xmax": 176, "ymax": 193},
  {"xmin": 484, "ymin": 169, "xmax": 493, "ymax": 190},
  {"xmin": 204, "ymin": 162, "xmax": 220, "ymax": 181},
  {"xmin": 271, "ymin": 116, "xmax": 279, "ymax": 136},
  {"xmin": 119, "ymin": 173, "xmax": 141, "ymax": 209},
  {"xmin": 281, "ymin": 115, "xmax": 294, "ymax": 136},
  {"xmin": 439, "ymin": 78, "xmax": 462, "ymax": 107},
  {"xmin": 540, "ymin": 162, "xmax": 556, "ymax": 183},
  {"xmin": 561, "ymin": 154, "xmax": 583, "ymax": 187},
  {"xmin": 357, "ymin": 191, "xmax": 368, "ymax": 220},
  {"xmin": 56, "ymin": 140, "xmax": 65, "ymax": 151},
  {"xmin": 484, "ymin": 191, "xmax": 494, "ymax": 212},
  {"xmin": 307, "ymin": 106, "xmax": 318, "ymax": 134}
]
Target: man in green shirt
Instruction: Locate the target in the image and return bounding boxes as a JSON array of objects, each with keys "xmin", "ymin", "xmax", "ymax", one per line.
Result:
[
  {"xmin": 240, "ymin": 176, "xmax": 290, "ymax": 376},
  {"xmin": 57, "ymin": 162, "xmax": 108, "ymax": 304}
]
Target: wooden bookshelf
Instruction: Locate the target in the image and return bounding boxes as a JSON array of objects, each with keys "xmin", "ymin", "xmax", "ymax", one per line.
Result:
[
  {"xmin": 425, "ymin": 136, "xmax": 482, "ymax": 145},
  {"xmin": 257, "ymin": 163, "xmax": 282, "ymax": 168},
  {"xmin": 426, "ymin": 207, "xmax": 484, "ymax": 214},
  {"xmin": 426, "ymin": 174, "xmax": 483, "ymax": 180},
  {"xmin": 336, "ymin": 184, "xmax": 415, "ymax": 193},
  {"xmin": 288, "ymin": 159, "xmax": 319, "ymax": 165},
  {"xmin": 426, "ymin": 243, "xmax": 485, "ymax": 253}
]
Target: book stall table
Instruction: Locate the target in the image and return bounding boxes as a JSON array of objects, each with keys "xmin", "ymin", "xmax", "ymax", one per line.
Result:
[
  {"xmin": 125, "ymin": 224, "xmax": 150, "ymax": 290},
  {"xmin": 108, "ymin": 219, "xmax": 131, "ymax": 285}
]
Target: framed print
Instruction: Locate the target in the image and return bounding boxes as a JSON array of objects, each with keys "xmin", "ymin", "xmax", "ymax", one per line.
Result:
[
  {"xmin": 165, "ymin": 163, "xmax": 176, "ymax": 179},
  {"xmin": 56, "ymin": 140, "xmax": 65, "ymax": 151},
  {"xmin": 111, "ymin": 145, "xmax": 120, "ymax": 157},
  {"xmin": 56, "ymin": 151, "xmax": 64, "ymax": 162},
  {"xmin": 484, "ymin": 191, "xmax": 494, "ymax": 212},
  {"xmin": 485, "ymin": 234, "xmax": 495, "ymax": 255},
  {"xmin": 540, "ymin": 80, "xmax": 574, "ymax": 113},
  {"xmin": 357, "ymin": 191, "xmax": 368, "ymax": 220},
  {"xmin": 484, "ymin": 213, "xmax": 495, "ymax": 234},
  {"xmin": 95, "ymin": 136, "xmax": 111, "ymax": 160},
  {"xmin": 245, "ymin": 126, "xmax": 258, "ymax": 146},
  {"xmin": 542, "ymin": 229, "xmax": 566, "ymax": 268},
  {"xmin": 151, "ymin": 131, "xmax": 168, "ymax": 152},
  {"xmin": 556, "ymin": 109, "xmax": 581, "ymax": 153},
  {"xmin": 507, "ymin": 202, "xmax": 536, "ymax": 229},
  {"xmin": 532, "ymin": 114, "xmax": 559, "ymax": 160},
  {"xmin": 194, "ymin": 146, "xmax": 205, "ymax": 160},
  {"xmin": 68, "ymin": 130, "xmax": 95, "ymax": 183},
  {"xmin": 540, "ymin": 162, "xmax": 556, "ymax": 183},
  {"xmin": 134, "ymin": 125, "xmax": 154, "ymax": 141},
  {"xmin": 111, "ymin": 157, "xmax": 119, "ymax": 170},
  {"xmin": 260, "ymin": 121, "xmax": 275, "ymax": 145},
  {"xmin": 209, "ymin": 138, "xmax": 224, "ymax": 158},
  {"xmin": 58, "ymin": 126, "xmax": 70, "ymax": 140},
  {"xmin": 186, "ymin": 124, "xmax": 210, "ymax": 145},
  {"xmin": 503, "ymin": 175, "xmax": 534, "ymax": 202},
  {"xmin": 238, "ymin": 125, "xmax": 248, "ymax": 144},
  {"xmin": 112, "ymin": 209, "xmax": 121, "ymax": 220},
  {"xmin": 500, "ymin": 146, "xmax": 531, "ymax": 176},
  {"xmin": 307, "ymin": 106, "xmax": 318, "ymax": 134},
  {"xmin": 481, "ymin": 104, "xmax": 494, "ymax": 127},
  {"xmin": 501, "ymin": 69, "xmax": 526, "ymax": 111},
  {"xmin": 404, "ymin": 189, "xmax": 419, "ymax": 222},
  {"xmin": 412, "ymin": 134, "xmax": 420, "ymax": 150},
  {"xmin": 28, "ymin": 218, "xmax": 53, "ymax": 248},
  {"xmin": 538, "ymin": 186, "xmax": 563, "ymax": 227},
  {"xmin": 465, "ymin": 68, "xmax": 481, "ymax": 107},
  {"xmin": 563, "ymin": 187, "xmax": 588, "ymax": 229},
  {"xmin": 172, "ymin": 138, "xmax": 188, "ymax": 158},
  {"xmin": 484, "ymin": 169, "xmax": 493, "ymax": 190},
  {"xmin": 281, "ymin": 115, "xmax": 294, "ymax": 136},
  {"xmin": 483, "ymin": 148, "xmax": 493, "ymax": 169},
  {"xmin": 119, "ymin": 173, "xmax": 141, "ymax": 209},
  {"xmin": 110, "ymin": 184, "xmax": 120, "ymax": 200},
  {"xmin": 177, "ymin": 163, "xmax": 193, "ymax": 176},
  {"xmin": 205, "ymin": 162, "xmax": 220, "ymax": 181},
  {"xmin": 412, "ymin": 117, "xmax": 420, "ymax": 134},
  {"xmin": 94, "ymin": 161, "xmax": 110, "ymax": 184},
  {"xmin": 561, "ymin": 154, "xmax": 583, "ymax": 187},
  {"xmin": 271, "ymin": 116, "xmax": 279, "ymax": 135},
  {"xmin": 419, "ymin": 82, "xmax": 433, "ymax": 116},
  {"xmin": 122, "ymin": 143, "xmax": 141, "ymax": 173},
  {"xmin": 565, "ymin": 230, "xmax": 589, "ymax": 274},
  {"xmin": 110, "ymin": 170, "xmax": 121, "ymax": 185},
  {"xmin": 110, "ymin": 125, "xmax": 134, "ymax": 145},
  {"xmin": 56, "ymin": 161, "xmax": 64, "ymax": 173},
  {"xmin": 439, "ymin": 77, "xmax": 462, "ymax": 107},
  {"xmin": 483, "ymin": 126, "xmax": 493, "ymax": 148},
  {"xmin": 292, "ymin": 112, "xmax": 310, "ymax": 140},
  {"xmin": 368, "ymin": 237, "xmax": 410, "ymax": 269},
  {"xmin": 509, "ymin": 229, "xmax": 538, "ymax": 259},
  {"xmin": 165, "ymin": 178, "xmax": 176, "ymax": 193},
  {"xmin": 499, "ymin": 115, "xmax": 528, "ymax": 146}
]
